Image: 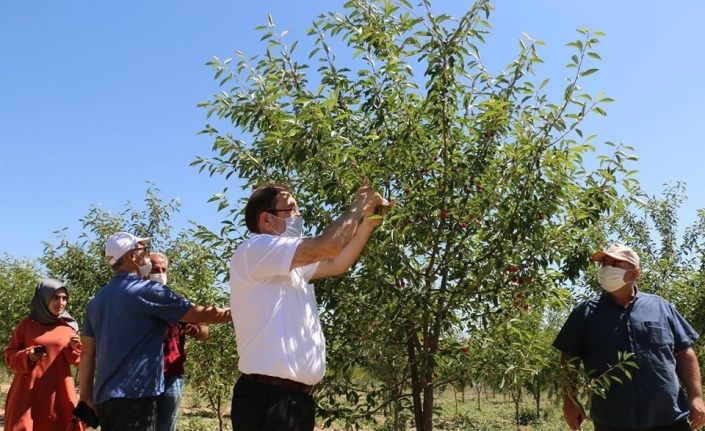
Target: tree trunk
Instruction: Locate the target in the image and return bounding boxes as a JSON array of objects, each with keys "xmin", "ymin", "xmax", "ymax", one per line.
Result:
[
  {"xmin": 422, "ymin": 369, "xmax": 434, "ymax": 431},
  {"xmin": 388, "ymin": 386, "xmax": 403, "ymax": 431},
  {"xmin": 394, "ymin": 397, "xmax": 402, "ymax": 431},
  {"xmin": 205, "ymin": 390, "xmax": 226, "ymax": 431},
  {"xmin": 511, "ymin": 388, "xmax": 521, "ymax": 431},
  {"xmin": 407, "ymin": 331, "xmax": 424, "ymax": 431},
  {"xmin": 215, "ymin": 393, "xmax": 224, "ymax": 431},
  {"xmin": 476, "ymin": 385, "xmax": 482, "ymax": 411},
  {"xmin": 536, "ymin": 388, "xmax": 541, "ymax": 418},
  {"xmin": 453, "ymin": 388, "xmax": 459, "ymax": 416}
]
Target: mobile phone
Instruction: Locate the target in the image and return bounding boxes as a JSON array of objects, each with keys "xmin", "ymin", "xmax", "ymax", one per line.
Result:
[
  {"xmin": 34, "ymin": 345, "xmax": 46, "ymax": 355},
  {"xmin": 74, "ymin": 401, "xmax": 100, "ymax": 428}
]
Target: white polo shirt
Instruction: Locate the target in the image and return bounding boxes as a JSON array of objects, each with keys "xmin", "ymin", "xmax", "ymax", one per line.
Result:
[{"xmin": 229, "ymin": 234, "xmax": 325, "ymax": 385}]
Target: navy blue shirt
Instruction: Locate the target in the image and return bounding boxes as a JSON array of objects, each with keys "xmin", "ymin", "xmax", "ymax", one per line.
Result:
[
  {"xmin": 553, "ymin": 290, "xmax": 698, "ymax": 429},
  {"xmin": 83, "ymin": 273, "xmax": 193, "ymax": 405}
]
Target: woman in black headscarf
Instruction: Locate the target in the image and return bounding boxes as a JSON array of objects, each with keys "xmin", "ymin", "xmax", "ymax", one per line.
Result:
[{"xmin": 3, "ymin": 278, "xmax": 82, "ymax": 431}]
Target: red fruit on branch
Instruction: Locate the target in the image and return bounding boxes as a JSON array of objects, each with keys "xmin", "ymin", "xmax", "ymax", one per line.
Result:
[{"xmin": 506, "ymin": 264, "xmax": 520, "ymax": 273}]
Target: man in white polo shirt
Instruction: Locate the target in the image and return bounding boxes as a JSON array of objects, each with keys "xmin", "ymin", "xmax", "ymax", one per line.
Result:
[{"xmin": 229, "ymin": 183, "xmax": 388, "ymax": 431}]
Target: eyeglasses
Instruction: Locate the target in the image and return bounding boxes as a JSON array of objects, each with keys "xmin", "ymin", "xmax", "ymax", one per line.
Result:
[
  {"xmin": 132, "ymin": 246, "xmax": 150, "ymax": 255},
  {"xmin": 266, "ymin": 207, "xmax": 297, "ymax": 214}
]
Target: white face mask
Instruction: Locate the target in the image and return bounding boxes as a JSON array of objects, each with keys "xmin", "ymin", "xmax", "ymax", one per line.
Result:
[
  {"xmin": 149, "ymin": 273, "xmax": 167, "ymax": 285},
  {"xmin": 273, "ymin": 214, "xmax": 304, "ymax": 237},
  {"xmin": 138, "ymin": 259, "xmax": 153, "ymax": 277},
  {"xmin": 598, "ymin": 265, "xmax": 628, "ymax": 292}
]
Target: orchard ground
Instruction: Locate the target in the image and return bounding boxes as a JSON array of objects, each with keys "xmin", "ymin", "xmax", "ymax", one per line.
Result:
[{"xmin": 0, "ymin": 370, "xmax": 574, "ymax": 431}]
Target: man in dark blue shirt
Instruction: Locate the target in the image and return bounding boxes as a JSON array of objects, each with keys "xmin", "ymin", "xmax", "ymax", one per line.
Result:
[
  {"xmin": 554, "ymin": 244, "xmax": 705, "ymax": 431},
  {"xmin": 79, "ymin": 232, "xmax": 232, "ymax": 431}
]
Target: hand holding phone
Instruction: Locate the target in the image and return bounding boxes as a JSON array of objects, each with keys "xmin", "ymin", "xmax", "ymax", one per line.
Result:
[
  {"xmin": 73, "ymin": 400, "xmax": 100, "ymax": 428},
  {"xmin": 29, "ymin": 345, "xmax": 46, "ymax": 362}
]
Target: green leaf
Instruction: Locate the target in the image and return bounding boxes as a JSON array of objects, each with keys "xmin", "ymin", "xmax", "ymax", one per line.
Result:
[
  {"xmin": 587, "ymin": 52, "xmax": 602, "ymax": 60},
  {"xmin": 593, "ymin": 106, "xmax": 607, "ymax": 116}
]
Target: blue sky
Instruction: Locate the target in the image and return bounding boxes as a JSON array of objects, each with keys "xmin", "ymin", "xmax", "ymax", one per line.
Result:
[{"xmin": 1, "ymin": 1, "xmax": 703, "ymax": 259}]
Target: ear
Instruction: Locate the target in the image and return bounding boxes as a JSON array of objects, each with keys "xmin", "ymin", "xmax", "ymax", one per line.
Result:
[
  {"xmin": 124, "ymin": 250, "xmax": 138, "ymax": 265},
  {"xmin": 626, "ymin": 267, "xmax": 640, "ymax": 282},
  {"xmin": 258, "ymin": 211, "xmax": 272, "ymax": 234}
]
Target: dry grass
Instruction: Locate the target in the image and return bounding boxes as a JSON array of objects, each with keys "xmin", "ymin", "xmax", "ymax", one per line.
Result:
[{"xmin": 0, "ymin": 372, "xmax": 578, "ymax": 431}]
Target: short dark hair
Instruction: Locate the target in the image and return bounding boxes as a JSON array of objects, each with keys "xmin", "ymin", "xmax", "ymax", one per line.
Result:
[
  {"xmin": 111, "ymin": 254, "xmax": 127, "ymax": 271},
  {"xmin": 244, "ymin": 183, "xmax": 292, "ymax": 233}
]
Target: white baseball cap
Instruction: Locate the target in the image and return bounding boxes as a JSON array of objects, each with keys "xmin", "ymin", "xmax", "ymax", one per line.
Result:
[
  {"xmin": 105, "ymin": 232, "xmax": 151, "ymax": 265},
  {"xmin": 591, "ymin": 243, "xmax": 640, "ymax": 269}
]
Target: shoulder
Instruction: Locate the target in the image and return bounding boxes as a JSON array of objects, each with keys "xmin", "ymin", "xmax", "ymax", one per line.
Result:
[
  {"xmin": 89, "ymin": 275, "xmax": 125, "ymax": 301},
  {"xmin": 232, "ymin": 234, "xmax": 302, "ymax": 262},
  {"xmin": 15, "ymin": 317, "xmax": 34, "ymax": 330},
  {"xmin": 563, "ymin": 296, "xmax": 603, "ymax": 324},
  {"xmin": 241, "ymin": 234, "xmax": 300, "ymax": 249},
  {"xmin": 11, "ymin": 317, "xmax": 44, "ymax": 338},
  {"xmin": 575, "ymin": 295, "xmax": 602, "ymax": 312},
  {"xmin": 637, "ymin": 292, "xmax": 673, "ymax": 309},
  {"xmin": 639, "ymin": 292, "xmax": 667, "ymax": 302},
  {"xmin": 138, "ymin": 279, "xmax": 185, "ymax": 300}
]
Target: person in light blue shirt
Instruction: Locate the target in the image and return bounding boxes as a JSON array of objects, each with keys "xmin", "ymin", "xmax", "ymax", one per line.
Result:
[
  {"xmin": 554, "ymin": 244, "xmax": 705, "ymax": 431},
  {"xmin": 79, "ymin": 232, "xmax": 232, "ymax": 431}
]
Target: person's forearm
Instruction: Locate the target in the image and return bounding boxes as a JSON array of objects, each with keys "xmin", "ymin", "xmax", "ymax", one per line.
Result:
[
  {"xmin": 677, "ymin": 347, "xmax": 703, "ymax": 399},
  {"xmin": 316, "ymin": 200, "xmax": 365, "ymax": 254},
  {"xmin": 78, "ymin": 338, "xmax": 95, "ymax": 404},
  {"xmin": 323, "ymin": 221, "xmax": 376, "ymax": 276},
  {"xmin": 181, "ymin": 306, "xmax": 232, "ymax": 324},
  {"xmin": 79, "ymin": 361, "xmax": 95, "ymax": 402}
]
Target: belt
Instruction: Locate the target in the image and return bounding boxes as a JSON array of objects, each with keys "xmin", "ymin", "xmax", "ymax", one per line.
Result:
[{"xmin": 242, "ymin": 373, "xmax": 316, "ymax": 396}]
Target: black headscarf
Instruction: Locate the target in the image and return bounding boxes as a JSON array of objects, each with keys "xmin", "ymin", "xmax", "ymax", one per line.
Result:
[{"xmin": 28, "ymin": 278, "xmax": 79, "ymax": 331}]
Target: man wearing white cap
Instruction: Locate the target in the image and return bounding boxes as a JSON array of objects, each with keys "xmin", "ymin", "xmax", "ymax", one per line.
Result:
[
  {"xmin": 554, "ymin": 243, "xmax": 705, "ymax": 431},
  {"xmin": 78, "ymin": 232, "xmax": 232, "ymax": 431}
]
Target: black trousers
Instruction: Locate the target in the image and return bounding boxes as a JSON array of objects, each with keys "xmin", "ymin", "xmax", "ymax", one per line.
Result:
[
  {"xmin": 95, "ymin": 396, "xmax": 158, "ymax": 431},
  {"xmin": 594, "ymin": 419, "xmax": 691, "ymax": 431},
  {"xmin": 230, "ymin": 375, "xmax": 315, "ymax": 431}
]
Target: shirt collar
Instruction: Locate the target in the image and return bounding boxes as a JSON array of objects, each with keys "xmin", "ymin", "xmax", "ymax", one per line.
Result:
[
  {"xmin": 600, "ymin": 284, "xmax": 640, "ymax": 308},
  {"xmin": 114, "ymin": 271, "xmax": 140, "ymax": 279}
]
